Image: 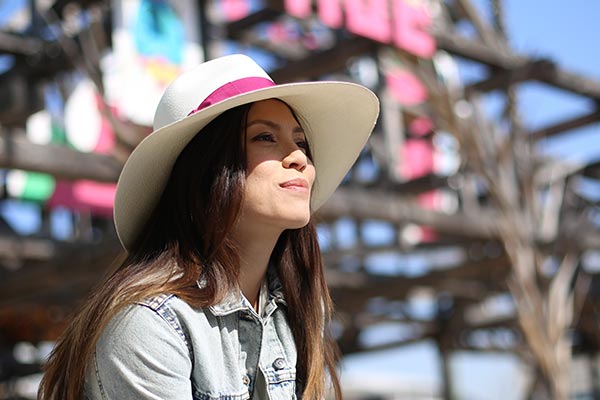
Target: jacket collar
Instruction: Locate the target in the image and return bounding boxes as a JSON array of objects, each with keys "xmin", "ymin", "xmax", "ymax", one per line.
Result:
[{"xmin": 207, "ymin": 265, "xmax": 287, "ymax": 316}]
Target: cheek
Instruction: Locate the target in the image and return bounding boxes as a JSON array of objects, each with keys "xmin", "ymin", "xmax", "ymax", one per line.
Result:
[
  {"xmin": 245, "ymin": 156, "xmax": 261, "ymax": 176},
  {"xmin": 244, "ymin": 172, "xmax": 265, "ymax": 197},
  {"xmin": 306, "ymin": 165, "xmax": 317, "ymax": 187},
  {"xmin": 245, "ymin": 151, "xmax": 275, "ymax": 175},
  {"xmin": 245, "ymin": 162, "xmax": 275, "ymax": 195}
]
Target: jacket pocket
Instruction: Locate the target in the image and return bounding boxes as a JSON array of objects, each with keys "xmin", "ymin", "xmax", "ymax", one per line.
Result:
[{"xmin": 263, "ymin": 366, "xmax": 297, "ymax": 400}]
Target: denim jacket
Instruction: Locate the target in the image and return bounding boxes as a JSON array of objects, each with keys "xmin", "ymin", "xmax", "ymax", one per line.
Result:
[{"xmin": 85, "ymin": 273, "xmax": 300, "ymax": 399}]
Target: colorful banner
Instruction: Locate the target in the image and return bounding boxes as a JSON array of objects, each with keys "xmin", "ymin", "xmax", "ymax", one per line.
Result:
[
  {"xmin": 106, "ymin": 0, "xmax": 202, "ymax": 126},
  {"xmin": 3, "ymin": 0, "xmax": 203, "ymax": 220}
]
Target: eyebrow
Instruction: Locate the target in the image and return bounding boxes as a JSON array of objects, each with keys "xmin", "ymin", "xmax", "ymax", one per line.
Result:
[{"xmin": 246, "ymin": 119, "xmax": 304, "ymax": 134}]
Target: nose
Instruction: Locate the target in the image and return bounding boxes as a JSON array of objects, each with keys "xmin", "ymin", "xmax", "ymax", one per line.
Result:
[{"xmin": 282, "ymin": 148, "xmax": 308, "ymax": 172}]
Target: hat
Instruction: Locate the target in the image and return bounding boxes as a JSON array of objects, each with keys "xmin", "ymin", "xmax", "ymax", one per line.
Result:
[{"xmin": 114, "ymin": 54, "xmax": 379, "ymax": 251}]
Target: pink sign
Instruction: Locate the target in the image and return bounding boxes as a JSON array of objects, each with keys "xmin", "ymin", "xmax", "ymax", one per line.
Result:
[
  {"xmin": 399, "ymin": 139, "xmax": 434, "ymax": 180},
  {"xmin": 319, "ymin": 0, "xmax": 343, "ymax": 28},
  {"xmin": 345, "ymin": 0, "xmax": 392, "ymax": 43},
  {"xmin": 221, "ymin": 0, "xmax": 252, "ymax": 22},
  {"xmin": 48, "ymin": 181, "xmax": 115, "ymax": 218},
  {"xmin": 386, "ymin": 69, "xmax": 428, "ymax": 106},
  {"xmin": 392, "ymin": 0, "xmax": 435, "ymax": 58},
  {"xmin": 285, "ymin": 0, "xmax": 311, "ymax": 19},
  {"xmin": 224, "ymin": 0, "xmax": 435, "ymax": 59},
  {"xmin": 409, "ymin": 116, "xmax": 434, "ymax": 137}
]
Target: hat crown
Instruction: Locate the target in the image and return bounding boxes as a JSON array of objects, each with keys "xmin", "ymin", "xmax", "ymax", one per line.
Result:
[{"xmin": 153, "ymin": 54, "xmax": 273, "ymax": 131}]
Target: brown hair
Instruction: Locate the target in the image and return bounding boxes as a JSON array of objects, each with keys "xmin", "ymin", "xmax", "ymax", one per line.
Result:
[{"xmin": 38, "ymin": 102, "xmax": 342, "ymax": 400}]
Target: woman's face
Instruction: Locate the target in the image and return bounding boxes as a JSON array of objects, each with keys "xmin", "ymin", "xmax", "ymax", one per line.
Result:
[{"xmin": 237, "ymin": 99, "xmax": 316, "ymax": 237}]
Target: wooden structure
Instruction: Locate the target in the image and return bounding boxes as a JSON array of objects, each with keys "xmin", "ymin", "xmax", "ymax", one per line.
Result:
[{"xmin": 0, "ymin": 0, "xmax": 599, "ymax": 398}]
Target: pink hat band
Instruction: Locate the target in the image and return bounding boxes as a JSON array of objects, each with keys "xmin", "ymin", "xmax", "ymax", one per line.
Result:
[{"xmin": 188, "ymin": 77, "xmax": 275, "ymax": 116}]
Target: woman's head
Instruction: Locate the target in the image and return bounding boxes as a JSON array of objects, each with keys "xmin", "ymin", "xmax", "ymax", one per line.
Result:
[
  {"xmin": 114, "ymin": 54, "xmax": 379, "ymax": 251},
  {"xmin": 133, "ymin": 97, "xmax": 315, "ymax": 253}
]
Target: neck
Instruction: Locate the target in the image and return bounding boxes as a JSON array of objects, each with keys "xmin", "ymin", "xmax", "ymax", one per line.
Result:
[{"xmin": 234, "ymin": 227, "xmax": 282, "ymax": 309}]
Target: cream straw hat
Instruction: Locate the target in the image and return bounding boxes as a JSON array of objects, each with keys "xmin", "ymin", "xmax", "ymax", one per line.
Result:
[{"xmin": 114, "ymin": 54, "xmax": 379, "ymax": 250}]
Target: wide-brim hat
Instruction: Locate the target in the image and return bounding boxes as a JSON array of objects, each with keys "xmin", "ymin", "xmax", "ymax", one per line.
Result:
[{"xmin": 114, "ymin": 54, "xmax": 379, "ymax": 251}]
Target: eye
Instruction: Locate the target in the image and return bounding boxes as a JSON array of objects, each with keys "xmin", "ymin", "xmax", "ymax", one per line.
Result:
[
  {"xmin": 296, "ymin": 138, "xmax": 309, "ymax": 152},
  {"xmin": 252, "ymin": 133, "xmax": 276, "ymax": 143}
]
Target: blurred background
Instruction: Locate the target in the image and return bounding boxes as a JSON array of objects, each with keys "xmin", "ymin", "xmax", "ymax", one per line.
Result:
[{"xmin": 0, "ymin": 0, "xmax": 599, "ymax": 399}]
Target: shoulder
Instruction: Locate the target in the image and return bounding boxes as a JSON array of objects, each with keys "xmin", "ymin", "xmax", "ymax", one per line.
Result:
[
  {"xmin": 103, "ymin": 293, "xmax": 197, "ymax": 332},
  {"xmin": 98, "ymin": 294, "xmax": 206, "ymax": 358},
  {"xmin": 136, "ymin": 292, "xmax": 176, "ymax": 310},
  {"xmin": 90, "ymin": 295, "xmax": 199, "ymax": 398}
]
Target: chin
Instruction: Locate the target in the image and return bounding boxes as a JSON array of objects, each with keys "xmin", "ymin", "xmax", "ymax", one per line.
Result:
[
  {"xmin": 283, "ymin": 213, "xmax": 311, "ymax": 230},
  {"xmin": 287, "ymin": 220, "xmax": 310, "ymax": 230}
]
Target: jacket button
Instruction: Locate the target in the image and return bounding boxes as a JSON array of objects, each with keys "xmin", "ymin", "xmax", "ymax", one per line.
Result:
[
  {"xmin": 242, "ymin": 375, "xmax": 250, "ymax": 385},
  {"xmin": 272, "ymin": 357, "xmax": 286, "ymax": 370}
]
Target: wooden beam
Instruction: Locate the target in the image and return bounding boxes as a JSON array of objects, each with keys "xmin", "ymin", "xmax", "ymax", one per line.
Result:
[
  {"xmin": 536, "ymin": 65, "xmax": 600, "ymax": 102},
  {"xmin": 319, "ymin": 187, "xmax": 500, "ymax": 239},
  {"xmin": 322, "ymin": 236, "xmax": 485, "ymax": 264},
  {"xmin": 530, "ymin": 110, "xmax": 600, "ymax": 140},
  {"xmin": 0, "ymin": 134, "xmax": 122, "ymax": 182},
  {"xmin": 342, "ymin": 330, "xmax": 436, "ymax": 355},
  {"xmin": 465, "ymin": 59, "xmax": 554, "ymax": 95},
  {"xmin": 0, "ymin": 233, "xmax": 122, "ymax": 307},
  {"xmin": 454, "ymin": 0, "xmax": 504, "ymax": 50},
  {"xmin": 226, "ymin": 7, "xmax": 283, "ymax": 39},
  {"xmin": 329, "ymin": 253, "xmax": 509, "ymax": 314},
  {"xmin": 433, "ymin": 29, "xmax": 600, "ymax": 101},
  {"xmin": 269, "ymin": 36, "xmax": 377, "ymax": 82},
  {"xmin": 352, "ymin": 173, "xmax": 450, "ymax": 196},
  {"xmin": 0, "ymin": 32, "xmax": 42, "ymax": 56},
  {"xmin": 320, "ymin": 187, "xmax": 600, "ymax": 250},
  {"xmin": 0, "ymin": 235, "xmax": 56, "ymax": 262},
  {"xmin": 583, "ymin": 161, "xmax": 600, "ymax": 180}
]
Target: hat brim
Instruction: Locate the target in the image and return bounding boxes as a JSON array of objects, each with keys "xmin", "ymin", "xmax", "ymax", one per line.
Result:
[{"xmin": 114, "ymin": 81, "xmax": 379, "ymax": 250}]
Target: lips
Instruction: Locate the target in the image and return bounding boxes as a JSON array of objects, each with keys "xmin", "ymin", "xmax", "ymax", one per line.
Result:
[{"xmin": 280, "ymin": 178, "xmax": 309, "ymax": 191}]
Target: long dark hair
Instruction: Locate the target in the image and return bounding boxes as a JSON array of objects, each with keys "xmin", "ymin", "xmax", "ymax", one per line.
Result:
[{"xmin": 38, "ymin": 102, "xmax": 342, "ymax": 399}]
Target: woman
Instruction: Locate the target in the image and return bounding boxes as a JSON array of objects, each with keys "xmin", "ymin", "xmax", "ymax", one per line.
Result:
[{"xmin": 39, "ymin": 54, "xmax": 379, "ymax": 399}]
